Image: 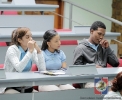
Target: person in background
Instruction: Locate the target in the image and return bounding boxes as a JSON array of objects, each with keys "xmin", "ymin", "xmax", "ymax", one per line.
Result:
[
  {"xmin": 2, "ymin": 27, "xmax": 46, "ymax": 94},
  {"xmin": 103, "ymin": 71, "xmax": 122, "ymax": 100},
  {"xmin": 73, "ymin": 21, "xmax": 119, "ymax": 88},
  {"xmin": 38, "ymin": 30, "xmax": 75, "ymax": 91}
]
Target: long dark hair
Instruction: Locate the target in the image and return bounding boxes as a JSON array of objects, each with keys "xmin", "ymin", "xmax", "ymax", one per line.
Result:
[
  {"xmin": 111, "ymin": 71, "xmax": 122, "ymax": 92},
  {"xmin": 41, "ymin": 30, "xmax": 60, "ymax": 53},
  {"xmin": 11, "ymin": 27, "xmax": 30, "ymax": 46}
]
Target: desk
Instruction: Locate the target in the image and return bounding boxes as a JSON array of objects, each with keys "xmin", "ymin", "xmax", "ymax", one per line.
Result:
[
  {"xmin": 0, "ymin": 31, "xmax": 120, "ymax": 42},
  {"xmin": 0, "ymin": 68, "xmax": 119, "ymax": 100},
  {"xmin": 0, "ymin": 3, "xmax": 59, "ymax": 31},
  {"xmin": 0, "ymin": 71, "xmax": 116, "ymax": 87},
  {"xmin": 0, "ymin": 4, "xmax": 59, "ymax": 11}
]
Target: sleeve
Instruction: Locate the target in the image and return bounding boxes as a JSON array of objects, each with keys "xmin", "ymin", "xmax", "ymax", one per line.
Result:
[
  {"xmin": 7, "ymin": 47, "xmax": 32, "ymax": 72},
  {"xmin": 60, "ymin": 50, "xmax": 66, "ymax": 62},
  {"xmin": 32, "ymin": 49, "xmax": 46, "ymax": 71},
  {"xmin": 73, "ymin": 46, "xmax": 85, "ymax": 65},
  {"xmin": 106, "ymin": 47, "xmax": 119, "ymax": 67}
]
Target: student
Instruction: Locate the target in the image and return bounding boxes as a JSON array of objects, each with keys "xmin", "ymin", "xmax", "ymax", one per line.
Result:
[
  {"xmin": 73, "ymin": 21, "xmax": 119, "ymax": 88},
  {"xmin": 73, "ymin": 21, "xmax": 119, "ymax": 67},
  {"xmin": 39, "ymin": 30, "xmax": 75, "ymax": 91},
  {"xmin": 3, "ymin": 27, "xmax": 46, "ymax": 94},
  {"xmin": 103, "ymin": 71, "xmax": 122, "ymax": 100}
]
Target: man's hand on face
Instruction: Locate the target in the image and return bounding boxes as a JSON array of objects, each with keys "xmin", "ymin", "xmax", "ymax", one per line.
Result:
[{"xmin": 100, "ymin": 39, "xmax": 109, "ymax": 48}]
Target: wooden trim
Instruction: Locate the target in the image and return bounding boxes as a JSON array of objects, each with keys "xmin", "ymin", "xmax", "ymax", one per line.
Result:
[{"xmin": 58, "ymin": 0, "xmax": 64, "ymax": 29}]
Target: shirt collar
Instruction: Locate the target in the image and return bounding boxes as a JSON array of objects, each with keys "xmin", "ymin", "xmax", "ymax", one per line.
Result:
[
  {"xmin": 45, "ymin": 49, "xmax": 57, "ymax": 56},
  {"xmin": 86, "ymin": 39, "xmax": 99, "ymax": 48},
  {"xmin": 18, "ymin": 46, "xmax": 27, "ymax": 53}
]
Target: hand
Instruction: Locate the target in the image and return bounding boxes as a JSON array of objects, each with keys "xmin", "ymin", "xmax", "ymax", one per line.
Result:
[
  {"xmin": 100, "ymin": 39, "xmax": 109, "ymax": 48},
  {"xmin": 34, "ymin": 42, "xmax": 41, "ymax": 53},
  {"xmin": 27, "ymin": 40, "xmax": 35, "ymax": 53},
  {"xmin": 96, "ymin": 65, "xmax": 102, "ymax": 68}
]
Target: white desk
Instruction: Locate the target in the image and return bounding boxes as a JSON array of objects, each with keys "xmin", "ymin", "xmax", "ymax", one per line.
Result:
[
  {"xmin": 0, "ymin": 4, "xmax": 59, "ymax": 11},
  {"xmin": 0, "ymin": 31, "xmax": 120, "ymax": 42},
  {"xmin": 0, "ymin": 4, "xmax": 59, "ymax": 31},
  {"xmin": 0, "ymin": 71, "xmax": 116, "ymax": 87},
  {"xmin": 0, "ymin": 67, "xmax": 120, "ymax": 100}
]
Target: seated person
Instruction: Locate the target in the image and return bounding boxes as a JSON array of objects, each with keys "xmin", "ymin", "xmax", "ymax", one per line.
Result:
[
  {"xmin": 2, "ymin": 27, "xmax": 46, "ymax": 94},
  {"xmin": 38, "ymin": 30, "xmax": 75, "ymax": 91},
  {"xmin": 103, "ymin": 71, "xmax": 122, "ymax": 100},
  {"xmin": 73, "ymin": 21, "xmax": 119, "ymax": 88}
]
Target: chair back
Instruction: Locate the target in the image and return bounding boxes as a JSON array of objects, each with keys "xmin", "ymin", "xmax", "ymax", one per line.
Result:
[
  {"xmin": 107, "ymin": 59, "xmax": 122, "ymax": 67},
  {"xmin": 0, "ymin": 42, "xmax": 7, "ymax": 46},
  {"xmin": 3, "ymin": 11, "xmax": 18, "ymax": 15},
  {"xmin": 31, "ymin": 64, "xmax": 38, "ymax": 71}
]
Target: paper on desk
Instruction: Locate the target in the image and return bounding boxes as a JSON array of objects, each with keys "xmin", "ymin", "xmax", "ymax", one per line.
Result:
[{"xmin": 41, "ymin": 70, "xmax": 65, "ymax": 75}]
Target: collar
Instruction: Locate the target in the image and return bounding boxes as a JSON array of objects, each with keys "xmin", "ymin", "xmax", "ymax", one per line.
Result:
[
  {"xmin": 18, "ymin": 46, "xmax": 27, "ymax": 53},
  {"xmin": 44, "ymin": 49, "xmax": 57, "ymax": 56},
  {"xmin": 86, "ymin": 39, "xmax": 99, "ymax": 48}
]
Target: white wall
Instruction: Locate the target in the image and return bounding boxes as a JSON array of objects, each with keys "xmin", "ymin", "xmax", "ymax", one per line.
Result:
[{"xmin": 63, "ymin": 0, "xmax": 112, "ymax": 31}]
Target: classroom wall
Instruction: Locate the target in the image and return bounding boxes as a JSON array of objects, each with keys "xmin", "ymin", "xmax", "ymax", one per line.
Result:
[{"xmin": 63, "ymin": 0, "xmax": 112, "ymax": 31}]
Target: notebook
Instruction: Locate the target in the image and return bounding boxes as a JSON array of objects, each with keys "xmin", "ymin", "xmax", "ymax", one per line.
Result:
[
  {"xmin": 68, "ymin": 64, "xmax": 98, "ymax": 75},
  {"xmin": 40, "ymin": 70, "xmax": 66, "ymax": 76}
]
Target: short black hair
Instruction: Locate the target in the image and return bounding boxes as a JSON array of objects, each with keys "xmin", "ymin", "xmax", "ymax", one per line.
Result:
[{"xmin": 90, "ymin": 21, "xmax": 106, "ymax": 31}]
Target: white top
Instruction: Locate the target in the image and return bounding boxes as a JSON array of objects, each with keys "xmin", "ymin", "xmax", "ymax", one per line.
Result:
[
  {"xmin": 4, "ymin": 45, "xmax": 46, "ymax": 72},
  {"xmin": 0, "ymin": 45, "xmax": 46, "ymax": 93},
  {"xmin": 103, "ymin": 91, "xmax": 122, "ymax": 100}
]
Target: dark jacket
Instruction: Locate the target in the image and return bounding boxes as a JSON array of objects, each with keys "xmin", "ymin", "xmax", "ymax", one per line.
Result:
[{"xmin": 73, "ymin": 39, "xmax": 119, "ymax": 67}]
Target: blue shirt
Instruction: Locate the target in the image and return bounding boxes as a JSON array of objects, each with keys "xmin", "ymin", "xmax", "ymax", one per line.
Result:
[
  {"xmin": 86, "ymin": 39, "xmax": 99, "ymax": 51},
  {"xmin": 18, "ymin": 46, "xmax": 32, "ymax": 72},
  {"xmin": 42, "ymin": 49, "xmax": 66, "ymax": 70}
]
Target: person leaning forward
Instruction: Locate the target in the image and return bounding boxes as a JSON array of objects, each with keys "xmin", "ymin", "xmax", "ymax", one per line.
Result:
[{"xmin": 73, "ymin": 21, "xmax": 119, "ymax": 88}]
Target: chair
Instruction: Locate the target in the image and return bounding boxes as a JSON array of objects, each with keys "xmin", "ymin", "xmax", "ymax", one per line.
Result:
[
  {"xmin": 118, "ymin": 59, "xmax": 122, "ymax": 67},
  {"xmin": 3, "ymin": 11, "xmax": 18, "ymax": 15},
  {"xmin": 31, "ymin": 64, "xmax": 38, "ymax": 71},
  {"xmin": 107, "ymin": 59, "xmax": 122, "ymax": 67},
  {"xmin": 56, "ymin": 29, "xmax": 78, "ymax": 45},
  {"xmin": 0, "ymin": 64, "xmax": 4, "ymax": 68},
  {"xmin": 0, "ymin": 42, "xmax": 7, "ymax": 46},
  {"xmin": 61, "ymin": 40, "xmax": 78, "ymax": 45}
]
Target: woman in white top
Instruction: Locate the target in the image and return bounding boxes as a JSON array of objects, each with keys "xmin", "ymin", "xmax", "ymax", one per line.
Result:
[
  {"xmin": 3, "ymin": 27, "xmax": 46, "ymax": 94},
  {"xmin": 103, "ymin": 71, "xmax": 122, "ymax": 100}
]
